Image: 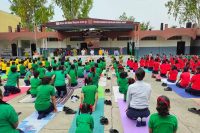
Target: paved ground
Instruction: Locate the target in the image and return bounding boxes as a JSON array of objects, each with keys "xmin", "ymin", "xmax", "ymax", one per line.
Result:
[{"xmin": 2, "ymin": 65, "xmax": 200, "ymax": 133}]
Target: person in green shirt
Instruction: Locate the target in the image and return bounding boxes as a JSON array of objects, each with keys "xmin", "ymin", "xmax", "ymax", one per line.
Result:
[
  {"xmin": 69, "ymin": 64, "xmax": 78, "ymax": 87},
  {"xmin": 0, "ymin": 89, "xmax": 23, "ymax": 133},
  {"xmin": 19, "ymin": 61, "xmax": 26, "ymax": 77},
  {"xmin": 54, "ymin": 66, "xmax": 71, "ymax": 98},
  {"xmin": 77, "ymin": 62, "xmax": 84, "ymax": 78},
  {"xmin": 85, "ymin": 62, "xmax": 91, "ymax": 72},
  {"xmin": 149, "ymin": 95, "xmax": 178, "ymax": 133},
  {"xmin": 117, "ymin": 72, "xmax": 128, "ymax": 97},
  {"xmin": 52, "ymin": 60, "xmax": 58, "ymax": 68},
  {"xmin": 24, "ymin": 68, "xmax": 32, "ymax": 86},
  {"xmin": 76, "ymin": 103, "xmax": 94, "ymax": 133},
  {"xmin": 89, "ymin": 60, "xmax": 95, "ymax": 68},
  {"xmin": 88, "ymin": 67, "xmax": 99, "ymax": 87},
  {"xmin": 32, "ymin": 60, "xmax": 38, "ymax": 71},
  {"xmin": 45, "ymin": 66, "xmax": 55, "ymax": 78},
  {"xmin": 37, "ymin": 63, "xmax": 45, "ymax": 79},
  {"xmin": 95, "ymin": 63, "xmax": 102, "ymax": 77},
  {"xmin": 45, "ymin": 58, "xmax": 50, "ymax": 68},
  {"xmin": 30, "ymin": 71, "xmax": 41, "ymax": 98},
  {"xmin": 4, "ymin": 66, "xmax": 20, "ymax": 96},
  {"xmin": 81, "ymin": 77, "xmax": 98, "ymax": 111},
  {"xmin": 35, "ymin": 76, "xmax": 57, "ymax": 119}
]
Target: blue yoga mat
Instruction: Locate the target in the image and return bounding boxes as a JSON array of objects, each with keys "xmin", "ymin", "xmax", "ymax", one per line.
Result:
[
  {"xmin": 168, "ymin": 84, "xmax": 200, "ymax": 98},
  {"xmin": 69, "ymin": 98, "xmax": 104, "ymax": 133},
  {"xmin": 144, "ymin": 69, "xmax": 151, "ymax": 73}
]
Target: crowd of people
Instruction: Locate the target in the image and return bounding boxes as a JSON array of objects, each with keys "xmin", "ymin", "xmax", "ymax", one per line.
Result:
[{"xmin": 0, "ymin": 53, "xmax": 199, "ymax": 133}]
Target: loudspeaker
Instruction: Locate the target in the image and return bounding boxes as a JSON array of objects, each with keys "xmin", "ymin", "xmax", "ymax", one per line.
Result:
[
  {"xmin": 160, "ymin": 23, "xmax": 164, "ymax": 30},
  {"xmin": 186, "ymin": 22, "xmax": 192, "ymax": 28},
  {"xmin": 31, "ymin": 43, "xmax": 36, "ymax": 55},
  {"xmin": 11, "ymin": 43, "xmax": 17, "ymax": 56},
  {"xmin": 17, "ymin": 25, "xmax": 20, "ymax": 32}
]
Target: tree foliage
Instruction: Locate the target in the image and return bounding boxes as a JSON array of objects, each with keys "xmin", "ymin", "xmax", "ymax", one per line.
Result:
[
  {"xmin": 119, "ymin": 12, "xmax": 135, "ymax": 21},
  {"xmin": 119, "ymin": 12, "xmax": 152, "ymax": 31},
  {"xmin": 9, "ymin": 0, "xmax": 54, "ymax": 30},
  {"xmin": 54, "ymin": 0, "xmax": 93, "ymax": 20},
  {"xmin": 165, "ymin": 0, "xmax": 200, "ymax": 27}
]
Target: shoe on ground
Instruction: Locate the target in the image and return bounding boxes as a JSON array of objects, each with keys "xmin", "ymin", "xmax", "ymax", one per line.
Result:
[
  {"xmin": 109, "ymin": 129, "xmax": 119, "ymax": 133},
  {"xmin": 104, "ymin": 100, "xmax": 112, "ymax": 105},
  {"xmin": 63, "ymin": 106, "xmax": 77, "ymax": 114},
  {"xmin": 164, "ymin": 87, "xmax": 172, "ymax": 91},
  {"xmin": 188, "ymin": 108, "xmax": 200, "ymax": 115},
  {"xmin": 141, "ymin": 117, "xmax": 146, "ymax": 126},
  {"xmin": 37, "ymin": 113, "xmax": 46, "ymax": 120},
  {"xmin": 105, "ymin": 89, "xmax": 110, "ymax": 93},
  {"xmin": 100, "ymin": 116, "xmax": 109, "ymax": 125},
  {"xmin": 162, "ymin": 83, "xmax": 167, "ymax": 86}
]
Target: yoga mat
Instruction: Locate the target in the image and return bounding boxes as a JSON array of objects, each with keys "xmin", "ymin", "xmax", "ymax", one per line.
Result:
[
  {"xmin": 117, "ymin": 99, "xmax": 149, "ymax": 133},
  {"xmin": 69, "ymin": 98, "xmax": 104, "ymax": 133},
  {"xmin": 168, "ymin": 84, "xmax": 200, "ymax": 99},
  {"xmin": 144, "ymin": 69, "xmax": 151, "ymax": 73},
  {"xmin": 70, "ymin": 78, "xmax": 85, "ymax": 90},
  {"xmin": 98, "ymin": 77, "xmax": 107, "ymax": 87},
  {"xmin": 113, "ymin": 86, "xmax": 124, "ymax": 102},
  {"xmin": 1, "ymin": 74, "xmax": 7, "ymax": 80},
  {"xmin": 98, "ymin": 86, "xmax": 104, "ymax": 98},
  {"xmin": 19, "ymin": 95, "xmax": 36, "ymax": 103},
  {"xmin": 18, "ymin": 104, "xmax": 63, "ymax": 133},
  {"xmin": 161, "ymin": 79, "xmax": 176, "ymax": 85},
  {"xmin": 3, "ymin": 86, "xmax": 30, "ymax": 102}
]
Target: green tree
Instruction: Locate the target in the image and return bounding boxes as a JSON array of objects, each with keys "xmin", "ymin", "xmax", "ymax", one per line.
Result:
[
  {"xmin": 54, "ymin": 0, "xmax": 93, "ymax": 20},
  {"xmin": 9, "ymin": 0, "xmax": 54, "ymax": 30},
  {"xmin": 165, "ymin": 0, "xmax": 200, "ymax": 27},
  {"xmin": 140, "ymin": 21, "xmax": 153, "ymax": 31},
  {"xmin": 119, "ymin": 12, "xmax": 152, "ymax": 31},
  {"xmin": 119, "ymin": 12, "xmax": 135, "ymax": 21}
]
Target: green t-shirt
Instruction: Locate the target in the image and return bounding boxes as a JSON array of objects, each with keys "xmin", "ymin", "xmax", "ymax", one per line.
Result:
[
  {"xmin": 88, "ymin": 72, "xmax": 99, "ymax": 87},
  {"xmin": 52, "ymin": 63, "xmax": 58, "ymax": 68},
  {"xmin": 148, "ymin": 113, "xmax": 178, "ymax": 133},
  {"xmin": 45, "ymin": 71, "xmax": 55, "ymax": 78},
  {"xmin": 77, "ymin": 66, "xmax": 84, "ymax": 77},
  {"xmin": 30, "ymin": 77, "xmax": 41, "ymax": 95},
  {"xmin": 82, "ymin": 85, "xmax": 97, "ymax": 105},
  {"xmin": 117, "ymin": 78, "xmax": 128, "ymax": 94},
  {"xmin": 64, "ymin": 61, "xmax": 70, "ymax": 68},
  {"xmin": 96, "ymin": 67, "xmax": 102, "ymax": 76},
  {"xmin": 24, "ymin": 71, "xmax": 31, "ymax": 80},
  {"xmin": 98, "ymin": 63, "xmax": 103, "ymax": 70},
  {"xmin": 69, "ymin": 69, "xmax": 77, "ymax": 84},
  {"xmin": 45, "ymin": 61, "xmax": 50, "ymax": 68},
  {"xmin": 90, "ymin": 61, "xmax": 95, "ymax": 68},
  {"xmin": 0, "ymin": 104, "xmax": 19, "ymax": 133},
  {"xmin": 37, "ymin": 67, "xmax": 45, "ymax": 78},
  {"xmin": 5, "ymin": 72, "xmax": 20, "ymax": 86},
  {"xmin": 85, "ymin": 65, "xmax": 91, "ymax": 71},
  {"xmin": 35, "ymin": 85, "xmax": 56, "ymax": 111},
  {"xmin": 32, "ymin": 63, "xmax": 38, "ymax": 71},
  {"xmin": 54, "ymin": 70, "xmax": 66, "ymax": 86},
  {"xmin": 19, "ymin": 65, "xmax": 26, "ymax": 74},
  {"xmin": 76, "ymin": 114, "xmax": 94, "ymax": 133}
]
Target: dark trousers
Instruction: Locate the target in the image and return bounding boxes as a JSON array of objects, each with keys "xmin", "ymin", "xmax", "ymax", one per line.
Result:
[
  {"xmin": 185, "ymin": 87, "xmax": 200, "ymax": 96},
  {"xmin": 176, "ymin": 82, "xmax": 185, "ymax": 89},
  {"xmin": 38, "ymin": 103, "xmax": 54, "ymax": 116},
  {"xmin": 160, "ymin": 74, "xmax": 167, "ymax": 78},
  {"xmin": 24, "ymin": 80, "xmax": 30, "ymax": 86},
  {"xmin": 126, "ymin": 107, "xmax": 150, "ymax": 120},
  {"xmin": 78, "ymin": 75, "xmax": 84, "ymax": 78},
  {"xmin": 55, "ymin": 85, "xmax": 67, "ymax": 97},
  {"xmin": 4, "ymin": 86, "xmax": 20, "ymax": 96},
  {"xmin": 152, "ymin": 70, "xmax": 158, "ymax": 74},
  {"xmin": 71, "ymin": 82, "xmax": 78, "ymax": 87},
  {"xmin": 167, "ymin": 79, "xmax": 176, "ymax": 83},
  {"xmin": 148, "ymin": 67, "xmax": 153, "ymax": 71}
]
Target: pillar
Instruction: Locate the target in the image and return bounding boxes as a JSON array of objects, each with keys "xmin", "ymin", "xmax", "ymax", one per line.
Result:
[{"xmin": 17, "ymin": 40, "xmax": 22, "ymax": 56}]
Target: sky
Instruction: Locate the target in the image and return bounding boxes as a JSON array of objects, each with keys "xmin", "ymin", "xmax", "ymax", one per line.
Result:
[{"xmin": 0, "ymin": 0, "xmax": 180, "ymax": 29}]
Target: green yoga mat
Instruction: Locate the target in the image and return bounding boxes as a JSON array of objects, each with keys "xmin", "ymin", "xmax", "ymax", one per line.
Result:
[
  {"xmin": 98, "ymin": 86, "xmax": 104, "ymax": 98},
  {"xmin": 1, "ymin": 75, "xmax": 7, "ymax": 80},
  {"xmin": 69, "ymin": 98, "xmax": 104, "ymax": 133}
]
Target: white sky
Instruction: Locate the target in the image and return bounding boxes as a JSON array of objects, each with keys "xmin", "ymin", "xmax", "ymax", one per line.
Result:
[{"xmin": 0, "ymin": 0, "xmax": 181, "ymax": 29}]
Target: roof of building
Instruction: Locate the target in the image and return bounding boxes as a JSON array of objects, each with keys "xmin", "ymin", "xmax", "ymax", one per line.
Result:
[{"xmin": 45, "ymin": 18, "xmax": 138, "ymax": 32}]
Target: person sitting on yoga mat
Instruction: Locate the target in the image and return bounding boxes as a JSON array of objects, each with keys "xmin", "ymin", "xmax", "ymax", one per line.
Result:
[
  {"xmin": 35, "ymin": 77, "xmax": 57, "ymax": 119},
  {"xmin": 123, "ymin": 78, "xmax": 135, "ymax": 102},
  {"xmin": 117, "ymin": 71, "xmax": 128, "ymax": 96},
  {"xmin": 126, "ymin": 68, "xmax": 151, "ymax": 127},
  {"xmin": 68, "ymin": 64, "xmax": 78, "ymax": 87},
  {"xmin": 4, "ymin": 66, "xmax": 20, "ymax": 96},
  {"xmin": 54, "ymin": 65, "xmax": 71, "ymax": 98},
  {"xmin": 185, "ymin": 66, "xmax": 200, "ymax": 96},
  {"xmin": 37, "ymin": 62, "xmax": 46, "ymax": 79},
  {"xmin": 176, "ymin": 67, "xmax": 190, "ymax": 89},
  {"xmin": 0, "ymin": 89, "xmax": 24, "ymax": 133},
  {"xmin": 133, "ymin": 60, "xmax": 138, "ymax": 72},
  {"xmin": 81, "ymin": 77, "xmax": 98, "ymax": 111},
  {"xmin": 77, "ymin": 62, "xmax": 84, "ymax": 78},
  {"xmin": 45, "ymin": 66, "xmax": 55, "ymax": 78},
  {"xmin": 30, "ymin": 71, "xmax": 41, "ymax": 98},
  {"xmin": 160, "ymin": 60, "xmax": 168, "ymax": 78},
  {"xmin": 24, "ymin": 68, "xmax": 32, "ymax": 86},
  {"xmin": 167, "ymin": 66, "xmax": 178, "ymax": 83},
  {"xmin": 152, "ymin": 58, "xmax": 160, "ymax": 76},
  {"xmin": 95, "ymin": 63, "xmax": 102, "ymax": 77},
  {"xmin": 88, "ymin": 67, "xmax": 99, "ymax": 87},
  {"xmin": 148, "ymin": 95, "xmax": 178, "ymax": 133},
  {"xmin": 75, "ymin": 103, "xmax": 94, "ymax": 133},
  {"xmin": 19, "ymin": 61, "xmax": 26, "ymax": 78}
]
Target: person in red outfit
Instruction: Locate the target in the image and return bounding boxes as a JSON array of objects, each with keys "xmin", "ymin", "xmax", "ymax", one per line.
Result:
[
  {"xmin": 148, "ymin": 57, "xmax": 154, "ymax": 71},
  {"xmin": 127, "ymin": 58, "xmax": 131, "ymax": 68},
  {"xmin": 175, "ymin": 60, "xmax": 180, "ymax": 72},
  {"xmin": 160, "ymin": 60, "xmax": 168, "ymax": 78},
  {"xmin": 133, "ymin": 61, "xmax": 138, "ymax": 72},
  {"xmin": 185, "ymin": 67, "xmax": 200, "ymax": 96},
  {"xmin": 152, "ymin": 58, "xmax": 160, "ymax": 75},
  {"xmin": 176, "ymin": 67, "xmax": 190, "ymax": 88},
  {"xmin": 167, "ymin": 66, "xmax": 178, "ymax": 83},
  {"xmin": 129, "ymin": 59, "xmax": 134, "ymax": 70},
  {"xmin": 139, "ymin": 58, "xmax": 145, "ymax": 67}
]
